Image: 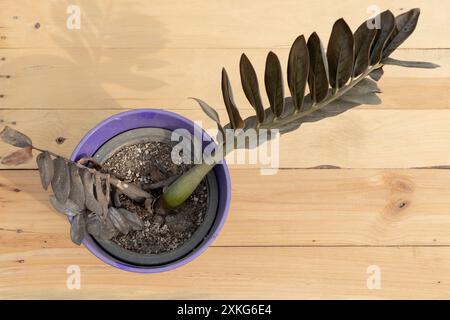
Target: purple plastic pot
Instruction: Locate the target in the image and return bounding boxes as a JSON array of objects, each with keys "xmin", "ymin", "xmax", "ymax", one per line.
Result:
[{"xmin": 70, "ymin": 109, "xmax": 231, "ymax": 273}]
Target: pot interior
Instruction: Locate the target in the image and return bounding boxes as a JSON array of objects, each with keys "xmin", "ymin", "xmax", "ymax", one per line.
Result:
[{"xmin": 91, "ymin": 127, "xmax": 219, "ymax": 266}]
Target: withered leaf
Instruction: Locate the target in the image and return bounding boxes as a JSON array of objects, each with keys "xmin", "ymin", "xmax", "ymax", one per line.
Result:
[
  {"xmin": 118, "ymin": 208, "xmax": 144, "ymax": 231},
  {"xmin": 94, "ymin": 172, "xmax": 108, "ymax": 216},
  {"xmin": 1, "ymin": 146, "xmax": 33, "ymax": 166},
  {"xmin": 49, "ymin": 195, "xmax": 82, "ymax": 216},
  {"xmin": 108, "ymin": 207, "xmax": 130, "ymax": 235},
  {"xmin": 111, "ymin": 177, "xmax": 151, "ymax": 203},
  {"xmin": 86, "ymin": 214, "xmax": 102, "ymax": 237},
  {"xmin": 69, "ymin": 163, "xmax": 85, "ymax": 210},
  {"xmin": 36, "ymin": 151, "xmax": 54, "ymax": 190},
  {"xmin": 81, "ymin": 169, "xmax": 103, "ymax": 216},
  {"xmin": 111, "ymin": 187, "xmax": 122, "ymax": 208},
  {"xmin": 70, "ymin": 213, "xmax": 86, "ymax": 246},
  {"xmin": 222, "ymin": 68, "xmax": 245, "ymax": 129},
  {"xmin": 240, "ymin": 54, "xmax": 265, "ymax": 123},
  {"xmin": 287, "ymin": 35, "xmax": 309, "ymax": 112},
  {"xmin": 264, "ymin": 51, "xmax": 284, "ymax": 118},
  {"xmin": 383, "ymin": 9, "xmax": 420, "ymax": 58},
  {"xmin": 353, "ymin": 21, "xmax": 377, "ymax": 77},
  {"xmin": 0, "ymin": 126, "xmax": 32, "ymax": 148},
  {"xmin": 87, "ymin": 214, "xmax": 117, "ymax": 240},
  {"xmin": 327, "ymin": 18, "xmax": 354, "ymax": 89},
  {"xmin": 370, "ymin": 10, "xmax": 395, "ymax": 65},
  {"xmin": 51, "ymin": 157, "xmax": 70, "ymax": 203},
  {"xmin": 307, "ymin": 32, "xmax": 329, "ymax": 103}
]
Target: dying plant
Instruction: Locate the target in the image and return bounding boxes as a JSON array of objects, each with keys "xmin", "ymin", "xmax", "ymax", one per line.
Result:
[{"xmin": 0, "ymin": 8, "xmax": 437, "ymax": 245}]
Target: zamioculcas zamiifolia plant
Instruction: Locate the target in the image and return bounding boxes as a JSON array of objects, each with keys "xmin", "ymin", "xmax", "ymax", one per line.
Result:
[
  {"xmin": 161, "ymin": 8, "xmax": 438, "ymax": 208},
  {"xmin": 0, "ymin": 8, "xmax": 437, "ymax": 246}
]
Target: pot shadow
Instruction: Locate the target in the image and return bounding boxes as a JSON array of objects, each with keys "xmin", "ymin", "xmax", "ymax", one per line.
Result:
[{"xmin": 1, "ymin": 0, "xmax": 168, "ymax": 109}]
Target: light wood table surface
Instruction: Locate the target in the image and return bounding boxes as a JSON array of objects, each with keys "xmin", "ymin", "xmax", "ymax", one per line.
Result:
[{"xmin": 1, "ymin": 0, "xmax": 450, "ymax": 299}]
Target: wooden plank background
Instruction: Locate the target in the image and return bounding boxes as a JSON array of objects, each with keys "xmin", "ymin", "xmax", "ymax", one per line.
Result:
[{"xmin": 1, "ymin": 0, "xmax": 450, "ymax": 299}]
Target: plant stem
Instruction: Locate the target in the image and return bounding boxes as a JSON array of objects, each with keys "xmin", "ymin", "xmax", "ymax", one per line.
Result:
[
  {"xmin": 259, "ymin": 63, "xmax": 382, "ymax": 130},
  {"xmin": 32, "ymin": 146, "xmax": 152, "ymax": 201},
  {"xmin": 162, "ymin": 63, "xmax": 383, "ymax": 208},
  {"xmin": 162, "ymin": 162, "xmax": 213, "ymax": 209}
]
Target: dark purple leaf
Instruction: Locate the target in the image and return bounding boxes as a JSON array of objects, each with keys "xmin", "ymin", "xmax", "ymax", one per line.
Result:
[
  {"xmin": 287, "ymin": 35, "xmax": 309, "ymax": 112},
  {"xmin": 222, "ymin": 68, "xmax": 245, "ymax": 129},
  {"xmin": 264, "ymin": 51, "xmax": 284, "ymax": 118},
  {"xmin": 307, "ymin": 32, "xmax": 329, "ymax": 103},
  {"xmin": 370, "ymin": 10, "xmax": 395, "ymax": 65},
  {"xmin": 353, "ymin": 21, "xmax": 377, "ymax": 77},
  {"xmin": 327, "ymin": 18, "xmax": 354, "ymax": 89},
  {"xmin": 240, "ymin": 53, "xmax": 265, "ymax": 123},
  {"xmin": 383, "ymin": 9, "xmax": 420, "ymax": 58}
]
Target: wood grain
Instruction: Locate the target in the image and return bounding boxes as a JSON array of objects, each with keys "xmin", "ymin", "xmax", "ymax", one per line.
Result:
[
  {"xmin": 0, "ymin": 0, "xmax": 449, "ymax": 300},
  {"xmin": 1, "ymin": 0, "xmax": 449, "ymax": 49},
  {"xmin": 2, "ymin": 169, "xmax": 450, "ymax": 248},
  {"xmin": 2, "ymin": 109, "xmax": 450, "ymax": 169},
  {"xmin": 1, "ymin": 246, "xmax": 450, "ymax": 299},
  {"xmin": 0, "ymin": 48, "xmax": 447, "ymax": 110}
]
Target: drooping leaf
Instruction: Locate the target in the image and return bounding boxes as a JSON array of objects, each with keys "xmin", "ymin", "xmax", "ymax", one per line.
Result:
[
  {"xmin": 80, "ymin": 169, "xmax": 103, "ymax": 216},
  {"xmin": 111, "ymin": 187, "xmax": 122, "ymax": 208},
  {"xmin": 118, "ymin": 208, "xmax": 144, "ymax": 231},
  {"xmin": 369, "ymin": 67, "xmax": 384, "ymax": 81},
  {"xmin": 190, "ymin": 97, "xmax": 225, "ymax": 139},
  {"xmin": 1, "ymin": 146, "xmax": 33, "ymax": 166},
  {"xmin": 370, "ymin": 10, "xmax": 395, "ymax": 65},
  {"xmin": 86, "ymin": 214, "xmax": 117, "ymax": 240},
  {"xmin": 51, "ymin": 157, "xmax": 70, "ymax": 203},
  {"xmin": 108, "ymin": 207, "xmax": 130, "ymax": 235},
  {"xmin": 49, "ymin": 195, "xmax": 82, "ymax": 216},
  {"xmin": 353, "ymin": 21, "xmax": 377, "ymax": 77},
  {"xmin": 382, "ymin": 57, "xmax": 440, "ymax": 69},
  {"xmin": 36, "ymin": 151, "xmax": 54, "ymax": 190},
  {"xmin": 69, "ymin": 163, "xmax": 85, "ymax": 210},
  {"xmin": 86, "ymin": 214, "xmax": 102, "ymax": 237},
  {"xmin": 70, "ymin": 213, "xmax": 86, "ymax": 246},
  {"xmin": 0, "ymin": 126, "xmax": 32, "ymax": 148},
  {"xmin": 307, "ymin": 32, "xmax": 329, "ymax": 103},
  {"xmin": 94, "ymin": 172, "xmax": 108, "ymax": 217},
  {"xmin": 264, "ymin": 51, "xmax": 284, "ymax": 118},
  {"xmin": 327, "ymin": 18, "xmax": 354, "ymax": 89},
  {"xmin": 240, "ymin": 54, "xmax": 265, "ymax": 123},
  {"xmin": 383, "ymin": 8, "xmax": 420, "ymax": 58},
  {"xmin": 287, "ymin": 35, "xmax": 309, "ymax": 112},
  {"xmin": 222, "ymin": 68, "xmax": 245, "ymax": 129}
]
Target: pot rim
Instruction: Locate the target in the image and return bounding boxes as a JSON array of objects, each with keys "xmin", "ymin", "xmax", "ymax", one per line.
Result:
[{"xmin": 70, "ymin": 109, "xmax": 231, "ymax": 273}]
